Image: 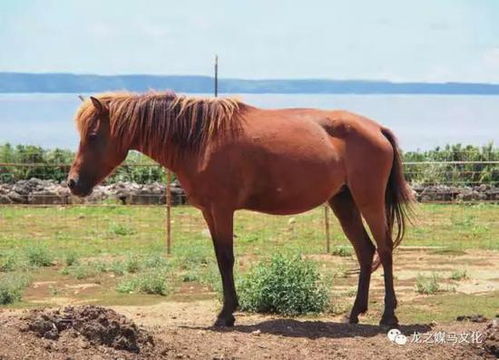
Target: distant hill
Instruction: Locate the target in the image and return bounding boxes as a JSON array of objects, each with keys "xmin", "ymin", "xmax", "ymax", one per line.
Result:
[{"xmin": 1, "ymin": 72, "xmax": 499, "ymax": 94}]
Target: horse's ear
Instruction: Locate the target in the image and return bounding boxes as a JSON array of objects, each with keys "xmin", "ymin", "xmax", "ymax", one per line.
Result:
[
  {"xmin": 90, "ymin": 96, "xmax": 109, "ymax": 117},
  {"xmin": 78, "ymin": 95, "xmax": 85, "ymax": 102}
]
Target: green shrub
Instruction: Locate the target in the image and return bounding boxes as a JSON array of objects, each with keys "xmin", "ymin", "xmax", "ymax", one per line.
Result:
[
  {"xmin": 238, "ymin": 253, "xmax": 329, "ymax": 315},
  {"xmin": 331, "ymin": 245, "xmax": 353, "ymax": 257},
  {"xmin": 141, "ymin": 254, "xmax": 169, "ymax": 269},
  {"xmin": 450, "ymin": 269, "xmax": 468, "ymax": 281},
  {"xmin": 109, "ymin": 224, "xmax": 136, "ymax": 236},
  {"xmin": 124, "ymin": 256, "xmax": 141, "ymax": 273},
  {"xmin": 64, "ymin": 251, "xmax": 79, "ymax": 266},
  {"xmin": 0, "ymin": 252, "xmax": 23, "ymax": 272},
  {"xmin": 108, "ymin": 260, "xmax": 125, "ymax": 275},
  {"xmin": 25, "ymin": 245, "xmax": 54, "ymax": 267},
  {"xmin": 62, "ymin": 264, "xmax": 99, "ymax": 280},
  {"xmin": 0, "ymin": 273, "xmax": 31, "ymax": 304},
  {"xmin": 415, "ymin": 273, "xmax": 440, "ymax": 294},
  {"xmin": 116, "ymin": 270, "xmax": 169, "ymax": 295}
]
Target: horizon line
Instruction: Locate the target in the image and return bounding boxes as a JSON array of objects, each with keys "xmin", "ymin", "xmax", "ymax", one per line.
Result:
[{"xmin": 2, "ymin": 71, "xmax": 499, "ymax": 86}]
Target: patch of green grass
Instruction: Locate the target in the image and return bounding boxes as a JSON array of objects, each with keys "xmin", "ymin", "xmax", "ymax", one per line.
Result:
[
  {"xmin": 331, "ymin": 245, "xmax": 353, "ymax": 257},
  {"xmin": 0, "ymin": 251, "xmax": 24, "ymax": 272},
  {"xmin": 0, "ymin": 273, "xmax": 31, "ymax": 305},
  {"xmin": 123, "ymin": 255, "xmax": 141, "ymax": 273},
  {"xmin": 109, "ymin": 223, "xmax": 136, "ymax": 236},
  {"xmin": 116, "ymin": 270, "xmax": 169, "ymax": 295},
  {"xmin": 415, "ymin": 273, "xmax": 440, "ymax": 295},
  {"xmin": 449, "ymin": 269, "xmax": 469, "ymax": 281},
  {"xmin": 400, "ymin": 291, "xmax": 499, "ymax": 324},
  {"xmin": 25, "ymin": 245, "xmax": 54, "ymax": 267},
  {"xmin": 64, "ymin": 251, "xmax": 79, "ymax": 266},
  {"xmin": 238, "ymin": 253, "xmax": 329, "ymax": 315},
  {"xmin": 62, "ymin": 263, "xmax": 99, "ymax": 280}
]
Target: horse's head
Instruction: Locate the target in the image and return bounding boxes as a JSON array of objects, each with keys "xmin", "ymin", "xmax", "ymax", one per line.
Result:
[{"xmin": 68, "ymin": 96, "xmax": 128, "ymax": 196}]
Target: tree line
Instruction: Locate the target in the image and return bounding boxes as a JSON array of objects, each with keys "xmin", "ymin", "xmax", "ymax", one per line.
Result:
[{"xmin": 0, "ymin": 143, "xmax": 497, "ymax": 185}]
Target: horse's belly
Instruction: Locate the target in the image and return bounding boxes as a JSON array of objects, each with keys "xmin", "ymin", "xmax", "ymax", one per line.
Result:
[{"xmin": 243, "ymin": 164, "xmax": 345, "ymax": 215}]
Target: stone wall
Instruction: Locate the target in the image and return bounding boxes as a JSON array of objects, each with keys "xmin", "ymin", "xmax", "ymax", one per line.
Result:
[
  {"xmin": 0, "ymin": 178, "xmax": 497, "ymax": 205},
  {"xmin": 0, "ymin": 178, "xmax": 186, "ymax": 205}
]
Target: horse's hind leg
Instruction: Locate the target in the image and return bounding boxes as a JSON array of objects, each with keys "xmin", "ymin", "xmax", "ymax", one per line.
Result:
[
  {"xmin": 348, "ymin": 178, "xmax": 399, "ymax": 327},
  {"xmin": 329, "ymin": 188, "xmax": 376, "ymax": 324}
]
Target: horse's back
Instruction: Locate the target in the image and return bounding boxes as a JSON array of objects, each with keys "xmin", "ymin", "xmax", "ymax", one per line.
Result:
[{"xmin": 181, "ymin": 107, "xmax": 393, "ymax": 214}]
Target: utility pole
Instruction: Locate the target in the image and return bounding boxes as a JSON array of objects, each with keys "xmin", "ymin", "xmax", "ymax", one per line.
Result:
[{"xmin": 214, "ymin": 55, "xmax": 218, "ymax": 97}]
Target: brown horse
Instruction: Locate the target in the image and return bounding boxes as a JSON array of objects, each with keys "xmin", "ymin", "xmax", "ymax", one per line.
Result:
[{"xmin": 68, "ymin": 91, "xmax": 413, "ymax": 327}]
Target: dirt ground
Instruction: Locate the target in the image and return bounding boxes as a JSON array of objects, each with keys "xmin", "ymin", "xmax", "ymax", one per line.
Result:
[
  {"xmin": 1, "ymin": 249, "xmax": 498, "ymax": 359},
  {"xmin": 0, "ymin": 302, "xmax": 497, "ymax": 360}
]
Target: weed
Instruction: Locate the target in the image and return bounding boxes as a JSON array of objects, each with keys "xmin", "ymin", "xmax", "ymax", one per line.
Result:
[
  {"xmin": 116, "ymin": 270, "xmax": 169, "ymax": 295},
  {"xmin": 25, "ymin": 245, "xmax": 54, "ymax": 267},
  {"xmin": 238, "ymin": 253, "xmax": 329, "ymax": 315},
  {"xmin": 331, "ymin": 245, "xmax": 353, "ymax": 257},
  {"xmin": 0, "ymin": 273, "xmax": 31, "ymax": 304},
  {"xmin": 416, "ymin": 273, "xmax": 440, "ymax": 294},
  {"xmin": 450, "ymin": 269, "xmax": 468, "ymax": 281},
  {"xmin": 109, "ymin": 223, "xmax": 136, "ymax": 236},
  {"xmin": 64, "ymin": 251, "xmax": 79, "ymax": 266}
]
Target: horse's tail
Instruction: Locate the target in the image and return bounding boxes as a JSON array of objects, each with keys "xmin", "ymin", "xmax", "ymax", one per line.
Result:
[{"xmin": 371, "ymin": 128, "xmax": 414, "ymax": 272}]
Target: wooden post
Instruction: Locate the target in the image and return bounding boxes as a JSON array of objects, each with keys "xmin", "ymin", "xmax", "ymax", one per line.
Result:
[
  {"xmin": 165, "ymin": 169, "xmax": 172, "ymax": 255},
  {"xmin": 324, "ymin": 204, "xmax": 330, "ymax": 253},
  {"xmin": 214, "ymin": 55, "xmax": 218, "ymax": 97}
]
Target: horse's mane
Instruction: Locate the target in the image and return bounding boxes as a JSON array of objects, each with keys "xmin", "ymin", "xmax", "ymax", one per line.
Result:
[{"xmin": 75, "ymin": 91, "xmax": 245, "ymax": 161}]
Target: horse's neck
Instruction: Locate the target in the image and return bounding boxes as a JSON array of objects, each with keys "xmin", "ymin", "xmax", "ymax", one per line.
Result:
[{"xmin": 132, "ymin": 141, "xmax": 190, "ymax": 174}]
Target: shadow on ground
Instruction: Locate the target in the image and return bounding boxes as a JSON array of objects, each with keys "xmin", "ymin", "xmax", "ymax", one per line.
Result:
[{"xmin": 183, "ymin": 319, "xmax": 433, "ymax": 339}]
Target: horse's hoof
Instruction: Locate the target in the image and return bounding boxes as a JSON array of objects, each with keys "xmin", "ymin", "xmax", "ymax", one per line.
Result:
[
  {"xmin": 348, "ymin": 315, "xmax": 359, "ymax": 324},
  {"xmin": 379, "ymin": 315, "xmax": 399, "ymax": 329},
  {"xmin": 214, "ymin": 315, "xmax": 235, "ymax": 327}
]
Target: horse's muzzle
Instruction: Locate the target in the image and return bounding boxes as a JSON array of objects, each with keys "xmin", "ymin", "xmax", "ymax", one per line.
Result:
[{"xmin": 67, "ymin": 176, "xmax": 93, "ymax": 197}]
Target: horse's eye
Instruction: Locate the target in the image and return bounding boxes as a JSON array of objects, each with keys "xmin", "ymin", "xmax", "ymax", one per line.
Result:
[{"xmin": 88, "ymin": 134, "xmax": 98, "ymax": 142}]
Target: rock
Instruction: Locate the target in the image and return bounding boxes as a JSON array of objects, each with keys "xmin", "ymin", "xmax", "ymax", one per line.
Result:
[{"xmin": 0, "ymin": 178, "xmax": 493, "ymax": 205}]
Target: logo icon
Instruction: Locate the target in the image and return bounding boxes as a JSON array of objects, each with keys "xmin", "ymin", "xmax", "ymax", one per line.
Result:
[{"xmin": 387, "ymin": 329, "xmax": 408, "ymax": 345}]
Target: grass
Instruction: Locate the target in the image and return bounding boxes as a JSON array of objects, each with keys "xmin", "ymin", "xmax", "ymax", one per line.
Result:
[
  {"xmin": 399, "ymin": 291, "xmax": 499, "ymax": 324},
  {"xmin": 415, "ymin": 273, "xmax": 440, "ymax": 294},
  {"xmin": 117, "ymin": 270, "xmax": 170, "ymax": 295},
  {"xmin": 0, "ymin": 273, "xmax": 31, "ymax": 304},
  {"xmin": 449, "ymin": 269, "xmax": 469, "ymax": 281},
  {"xmin": 331, "ymin": 245, "xmax": 353, "ymax": 257},
  {"xmin": 25, "ymin": 244, "xmax": 54, "ymax": 267},
  {"xmin": 0, "ymin": 203, "xmax": 497, "ymax": 316}
]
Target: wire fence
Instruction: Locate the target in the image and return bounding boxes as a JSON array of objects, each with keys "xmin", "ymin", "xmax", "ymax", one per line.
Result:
[{"xmin": 0, "ymin": 160, "xmax": 498, "ymax": 256}]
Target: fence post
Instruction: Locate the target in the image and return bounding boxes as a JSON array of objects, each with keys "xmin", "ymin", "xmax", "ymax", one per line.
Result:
[
  {"xmin": 324, "ymin": 204, "xmax": 331, "ymax": 253},
  {"xmin": 165, "ymin": 169, "xmax": 172, "ymax": 255}
]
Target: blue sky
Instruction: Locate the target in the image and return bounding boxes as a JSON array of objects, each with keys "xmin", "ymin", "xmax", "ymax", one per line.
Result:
[{"xmin": 1, "ymin": 0, "xmax": 498, "ymax": 82}]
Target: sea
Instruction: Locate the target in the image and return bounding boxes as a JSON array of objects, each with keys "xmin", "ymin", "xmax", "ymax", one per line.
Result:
[{"xmin": 0, "ymin": 93, "xmax": 497, "ymax": 151}]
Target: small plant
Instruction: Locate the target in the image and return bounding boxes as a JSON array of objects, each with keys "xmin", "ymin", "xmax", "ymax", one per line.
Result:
[
  {"xmin": 0, "ymin": 273, "xmax": 31, "ymax": 305},
  {"xmin": 238, "ymin": 253, "xmax": 329, "ymax": 315},
  {"xmin": 25, "ymin": 244, "xmax": 54, "ymax": 267},
  {"xmin": 63, "ymin": 264, "xmax": 99, "ymax": 280},
  {"xmin": 109, "ymin": 260, "xmax": 126, "ymax": 275},
  {"xmin": 64, "ymin": 251, "xmax": 79, "ymax": 266},
  {"xmin": 109, "ymin": 223, "xmax": 136, "ymax": 236},
  {"xmin": 0, "ymin": 252, "xmax": 22, "ymax": 272},
  {"xmin": 450, "ymin": 269, "xmax": 468, "ymax": 281},
  {"xmin": 124, "ymin": 256, "xmax": 141, "ymax": 273},
  {"xmin": 331, "ymin": 245, "xmax": 353, "ymax": 257},
  {"xmin": 142, "ymin": 254, "xmax": 169, "ymax": 269},
  {"xmin": 415, "ymin": 273, "xmax": 440, "ymax": 294},
  {"xmin": 116, "ymin": 270, "xmax": 169, "ymax": 295}
]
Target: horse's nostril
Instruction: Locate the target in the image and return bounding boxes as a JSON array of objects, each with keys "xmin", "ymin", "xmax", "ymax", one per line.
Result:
[{"xmin": 68, "ymin": 178, "xmax": 76, "ymax": 189}]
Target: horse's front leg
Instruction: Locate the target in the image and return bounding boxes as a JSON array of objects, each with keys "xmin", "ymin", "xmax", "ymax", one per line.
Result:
[{"xmin": 202, "ymin": 208, "xmax": 238, "ymax": 327}]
